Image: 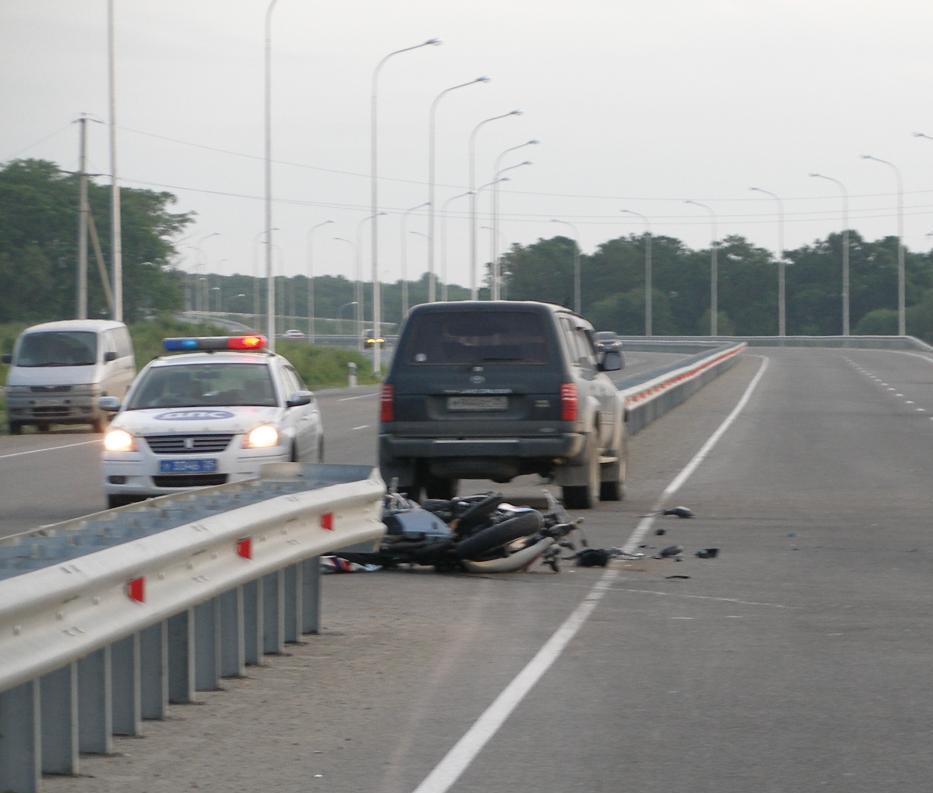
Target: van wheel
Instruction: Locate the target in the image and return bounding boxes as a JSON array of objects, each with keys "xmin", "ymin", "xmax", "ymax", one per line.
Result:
[
  {"xmin": 37, "ymin": 422, "xmax": 50, "ymax": 433},
  {"xmin": 562, "ymin": 437, "xmax": 600, "ymax": 510},
  {"xmin": 107, "ymin": 494, "xmax": 134, "ymax": 509},
  {"xmin": 8, "ymin": 421, "xmax": 23, "ymax": 436}
]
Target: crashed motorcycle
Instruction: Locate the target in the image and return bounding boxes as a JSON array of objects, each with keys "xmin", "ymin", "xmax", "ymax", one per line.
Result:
[{"xmin": 337, "ymin": 489, "xmax": 583, "ymax": 573}]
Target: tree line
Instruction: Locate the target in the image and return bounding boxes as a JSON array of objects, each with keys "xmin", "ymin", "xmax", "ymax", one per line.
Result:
[{"xmin": 3, "ymin": 158, "xmax": 933, "ymax": 341}]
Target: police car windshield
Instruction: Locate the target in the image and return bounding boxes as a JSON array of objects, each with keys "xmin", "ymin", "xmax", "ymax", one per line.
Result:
[{"xmin": 126, "ymin": 363, "xmax": 277, "ymax": 410}]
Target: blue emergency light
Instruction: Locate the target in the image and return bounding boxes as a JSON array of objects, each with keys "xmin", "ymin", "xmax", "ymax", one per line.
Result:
[{"xmin": 162, "ymin": 335, "xmax": 268, "ymax": 352}]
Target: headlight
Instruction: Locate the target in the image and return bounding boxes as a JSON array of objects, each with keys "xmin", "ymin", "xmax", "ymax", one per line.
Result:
[
  {"xmin": 104, "ymin": 428, "xmax": 136, "ymax": 452},
  {"xmin": 243, "ymin": 424, "xmax": 279, "ymax": 449}
]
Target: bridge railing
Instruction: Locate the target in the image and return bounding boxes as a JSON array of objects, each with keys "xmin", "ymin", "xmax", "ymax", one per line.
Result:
[{"xmin": 0, "ymin": 463, "xmax": 385, "ymax": 793}]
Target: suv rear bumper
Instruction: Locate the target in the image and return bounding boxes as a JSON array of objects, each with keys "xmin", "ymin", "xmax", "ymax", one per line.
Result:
[{"xmin": 380, "ymin": 433, "xmax": 584, "ymax": 463}]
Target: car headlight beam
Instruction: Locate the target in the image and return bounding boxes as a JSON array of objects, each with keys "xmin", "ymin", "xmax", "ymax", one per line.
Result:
[
  {"xmin": 243, "ymin": 424, "xmax": 279, "ymax": 449},
  {"xmin": 104, "ymin": 428, "xmax": 136, "ymax": 452}
]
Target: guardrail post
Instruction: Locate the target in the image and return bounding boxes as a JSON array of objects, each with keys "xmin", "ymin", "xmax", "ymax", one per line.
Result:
[
  {"xmin": 140, "ymin": 621, "xmax": 168, "ymax": 719},
  {"xmin": 40, "ymin": 663, "xmax": 79, "ymax": 775},
  {"xmin": 242, "ymin": 579, "xmax": 265, "ymax": 666},
  {"xmin": 78, "ymin": 646, "xmax": 113, "ymax": 754},
  {"xmin": 262, "ymin": 571, "xmax": 285, "ymax": 654},
  {"xmin": 301, "ymin": 556, "xmax": 321, "ymax": 635},
  {"xmin": 348, "ymin": 361, "xmax": 358, "ymax": 387},
  {"xmin": 220, "ymin": 587, "xmax": 246, "ymax": 677},
  {"xmin": 284, "ymin": 563, "xmax": 302, "ymax": 643},
  {"xmin": 0, "ymin": 680, "xmax": 41, "ymax": 793},
  {"xmin": 112, "ymin": 633, "xmax": 142, "ymax": 735},
  {"xmin": 194, "ymin": 598, "xmax": 222, "ymax": 691},
  {"xmin": 167, "ymin": 609, "xmax": 196, "ymax": 704}
]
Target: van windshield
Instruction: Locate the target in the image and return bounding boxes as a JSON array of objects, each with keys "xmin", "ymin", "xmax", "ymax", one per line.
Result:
[
  {"xmin": 15, "ymin": 331, "xmax": 98, "ymax": 367},
  {"xmin": 398, "ymin": 310, "xmax": 551, "ymax": 365}
]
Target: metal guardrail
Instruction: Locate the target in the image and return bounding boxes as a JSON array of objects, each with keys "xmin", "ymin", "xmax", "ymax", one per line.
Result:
[
  {"xmin": 0, "ymin": 463, "xmax": 385, "ymax": 793},
  {"xmin": 619, "ymin": 342, "xmax": 746, "ymax": 436}
]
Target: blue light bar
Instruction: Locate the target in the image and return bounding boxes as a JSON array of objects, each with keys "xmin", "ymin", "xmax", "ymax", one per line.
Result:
[{"xmin": 163, "ymin": 338, "xmax": 200, "ymax": 351}]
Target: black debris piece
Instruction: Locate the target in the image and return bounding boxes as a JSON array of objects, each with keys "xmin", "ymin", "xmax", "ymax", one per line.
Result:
[
  {"xmin": 665, "ymin": 575, "xmax": 691, "ymax": 580},
  {"xmin": 695, "ymin": 547, "xmax": 719, "ymax": 559},
  {"xmin": 663, "ymin": 506, "xmax": 694, "ymax": 519},
  {"xmin": 575, "ymin": 548, "xmax": 611, "ymax": 567},
  {"xmin": 654, "ymin": 527, "xmax": 667, "ymax": 536},
  {"xmin": 658, "ymin": 544, "xmax": 683, "ymax": 558}
]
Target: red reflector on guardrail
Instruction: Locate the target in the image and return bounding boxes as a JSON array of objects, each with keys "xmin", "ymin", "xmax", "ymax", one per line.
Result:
[
  {"xmin": 127, "ymin": 577, "xmax": 145, "ymax": 603},
  {"xmin": 236, "ymin": 538, "xmax": 253, "ymax": 559},
  {"xmin": 321, "ymin": 513, "xmax": 334, "ymax": 531}
]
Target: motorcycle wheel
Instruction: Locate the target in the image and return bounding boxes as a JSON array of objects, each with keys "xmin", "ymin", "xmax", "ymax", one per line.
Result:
[{"xmin": 455, "ymin": 511, "xmax": 543, "ymax": 561}]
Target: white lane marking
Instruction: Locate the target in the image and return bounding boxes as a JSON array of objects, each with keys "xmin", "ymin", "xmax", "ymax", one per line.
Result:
[
  {"xmin": 622, "ymin": 355, "xmax": 770, "ymax": 553},
  {"xmin": 0, "ymin": 440, "xmax": 99, "ymax": 460},
  {"xmin": 612, "ymin": 586, "xmax": 789, "ymax": 609},
  {"xmin": 351, "ymin": 425, "xmax": 370, "ymax": 431},
  {"xmin": 338, "ymin": 392, "xmax": 378, "ymax": 402},
  {"xmin": 411, "ymin": 569, "xmax": 619, "ymax": 793},
  {"xmin": 412, "ymin": 355, "xmax": 769, "ymax": 793}
]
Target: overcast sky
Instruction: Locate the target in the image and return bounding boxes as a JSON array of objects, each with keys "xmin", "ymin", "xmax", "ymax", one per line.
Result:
[{"xmin": 3, "ymin": 0, "xmax": 932, "ymax": 289}]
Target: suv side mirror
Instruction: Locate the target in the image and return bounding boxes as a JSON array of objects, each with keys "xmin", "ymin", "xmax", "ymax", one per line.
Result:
[
  {"xmin": 598, "ymin": 350, "xmax": 622, "ymax": 372},
  {"xmin": 98, "ymin": 395, "xmax": 122, "ymax": 412},
  {"xmin": 286, "ymin": 390, "xmax": 314, "ymax": 407},
  {"xmin": 1, "ymin": 353, "xmax": 11, "ymax": 364}
]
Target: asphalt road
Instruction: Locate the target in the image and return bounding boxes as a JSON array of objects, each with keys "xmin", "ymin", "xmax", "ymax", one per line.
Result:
[{"xmin": 10, "ymin": 346, "xmax": 933, "ymax": 792}]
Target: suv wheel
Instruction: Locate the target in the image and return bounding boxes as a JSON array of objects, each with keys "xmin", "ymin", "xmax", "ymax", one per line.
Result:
[
  {"xmin": 562, "ymin": 437, "xmax": 599, "ymax": 509},
  {"xmin": 8, "ymin": 421, "xmax": 23, "ymax": 436},
  {"xmin": 599, "ymin": 421, "xmax": 626, "ymax": 501}
]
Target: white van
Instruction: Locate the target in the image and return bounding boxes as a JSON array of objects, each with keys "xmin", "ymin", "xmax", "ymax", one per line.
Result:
[{"xmin": 3, "ymin": 320, "xmax": 136, "ymax": 434}]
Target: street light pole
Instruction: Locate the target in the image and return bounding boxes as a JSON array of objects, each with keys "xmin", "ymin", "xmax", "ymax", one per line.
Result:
[
  {"xmin": 685, "ymin": 200, "xmax": 719, "ymax": 335},
  {"xmin": 492, "ymin": 140, "xmax": 538, "ymax": 299},
  {"xmin": 550, "ymin": 219, "xmax": 581, "ymax": 313},
  {"xmin": 306, "ymin": 220, "xmax": 333, "ymax": 343},
  {"xmin": 372, "ymin": 38, "xmax": 441, "ymax": 373},
  {"xmin": 195, "ymin": 232, "xmax": 220, "ymax": 315},
  {"xmin": 357, "ymin": 212, "xmax": 385, "ymax": 355},
  {"xmin": 620, "ymin": 209, "xmax": 653, "ymax": 336},
  {"xmin": 469, "ymin": 110, "xmax": 522, "ymax": 299},
  {"xmin": 263, "ymin": 0, "xmax": 279, "ymax": 349},
  {"xmin": 441, "ymin": 190, "xmax": 472, "ymax": 301},
  {"xmin": 475, "ymin": 178, "xmax": 509, "ymax": 297},
  {"xmin": 333, "ymin": 238, "xmax": 355, "ymax": 335},
  {"xmin": 490, "ymin": 160, "xmax": 532, "ymax": 299},
  {"xmin": 861, "ymin": 154, "xmax": 906, "ymax": 336},
  {"xmin": 749, "ymin": 187, "xmax": 786, "ymax": 336},
  {"xmin": 107, "ymin": 0, "xmax": 123, "ymax": 321},
  {"xmin": 809, "ymin": 173, "xmax": 850, "ymax": 335},
  {"xmin": 428, "ymin": 76, "xmax": 489, "ymax": 303},
  {"xmin": 401, "ymin": 202, "xmax": 429, "ymax": 317}
]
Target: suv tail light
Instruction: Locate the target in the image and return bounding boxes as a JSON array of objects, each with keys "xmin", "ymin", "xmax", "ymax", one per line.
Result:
[
  {"xmin": 560, "ymin": 382, "xmax": 577, "ymax": 421},
  {"xmin": 380, "ymin": 384, "xmax": 395, "ymax": 422}
]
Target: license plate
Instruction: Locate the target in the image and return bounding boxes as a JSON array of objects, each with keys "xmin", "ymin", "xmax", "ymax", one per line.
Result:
[
  {"xmin": 159, "ymin": 458, "xmax": 218, "ymax": 473},
  {"xmin": 447, "ymin": 396, "xmax": 508, "ymax": 412}
]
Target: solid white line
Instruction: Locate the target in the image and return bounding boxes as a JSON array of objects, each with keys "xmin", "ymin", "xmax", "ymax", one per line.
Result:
[
  {"xmin": 411, "ymin": 355, "xmax": 769, "ymax": 793},
  {"xmin": 411, "ymin": 569, "xmax": 619, "ymax": 793},
  {"xmin": 622, "ymin": 354, "xmax": 770, "ymax": 554},
  {"xmin": 338, "ymin": 391, "xmax": 377, "ymax": 402},
  {"xmin": 0, "ymin": 440, "xmax": 99, "ymax": 460},
  {"xmin": 351, "ymin": 425, "xmax": 369, "ymax": 431}
]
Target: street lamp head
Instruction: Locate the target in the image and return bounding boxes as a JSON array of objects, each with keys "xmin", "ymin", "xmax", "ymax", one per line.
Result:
[
  {"xmin": 476, "ymin": 76, "xmax": 491, "ymax": 83},
  {"xmin": 520, "ymin": 160, "xmax": 532, "ymax": 166},
  {"xmin": 425, "ymin": 38, "xmax": 442, "ymax": 46},
  {"xmin": 510, "ymin": 110, "xmax": 523, "ymax": 116},
  {"xmin": 808, "ymin": 172, "xmax": 822, "ymax": 178},
  {"xmin": 527, "ymin": 139, "xmax": 540, "ymax": 145}
]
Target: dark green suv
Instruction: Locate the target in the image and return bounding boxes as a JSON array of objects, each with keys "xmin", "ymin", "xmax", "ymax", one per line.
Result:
[{"xmin": 378, "ymin": 301, "xmax": 626, "ymax": 508}]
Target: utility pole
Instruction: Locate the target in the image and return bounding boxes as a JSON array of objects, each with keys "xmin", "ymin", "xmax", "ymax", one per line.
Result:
[{"xmin": 75, "ymin": 114, "xmax": 90, "ymax": 319}]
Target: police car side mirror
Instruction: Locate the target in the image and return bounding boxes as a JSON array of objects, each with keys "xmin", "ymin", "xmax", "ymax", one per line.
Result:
[
  {"xmin": 104, "ymin": 351, "xmax": 117, "ymax": 363},
  {"xmin": 99, "ymin": 395, "xmax": 122, "ymax": 412},
  {"xmin": 598, "ymin": 350, "xmax": 622, "ymax": 372},
  {"xmin": 286, "ymin": 390, "xmax": 313, "ymax": 408}
]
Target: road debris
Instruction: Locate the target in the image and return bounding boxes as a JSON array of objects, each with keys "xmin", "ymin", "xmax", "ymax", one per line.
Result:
[{"xmin": 662, "ymin": 506, "xmax": 695, "ymax": 518}]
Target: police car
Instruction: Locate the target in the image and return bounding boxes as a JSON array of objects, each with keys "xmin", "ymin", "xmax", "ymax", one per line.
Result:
[{"xmin": 100, "ymin": 335, "xmax": 324, "ymax": 508}]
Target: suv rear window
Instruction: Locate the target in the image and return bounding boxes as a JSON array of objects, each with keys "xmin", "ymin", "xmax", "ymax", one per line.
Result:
[{"xmin": 398, "ymin": 310, "xmax": 551, "ymax": 365}]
